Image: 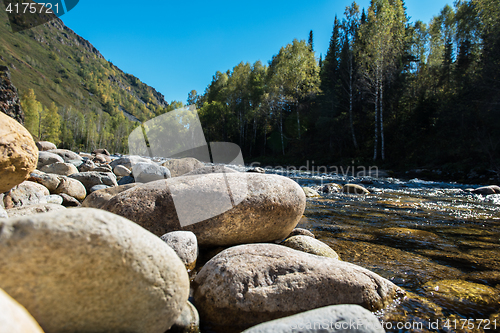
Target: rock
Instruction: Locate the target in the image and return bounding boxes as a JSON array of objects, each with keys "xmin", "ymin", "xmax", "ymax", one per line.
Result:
[
  {"xmin": 0, "ymin": 112, "xmax": 38, "ymax": 193},
  {"xmin": 302, "ymin": 187, "xmax": 321, "ymax": 198},
  {"xmin": 0, "ymin": 206, "xmax": 7, "ymax": 218},
  {"xmin": 92, "ymin": 148, "xmax": 110, "ymax": 156},
  {"xmin": 375, "ymin": 228, "xmax": 440, "ymax": 247},
  {"xmin": 45, "ymin": 194, "xmax": 63, "ymax": 205},
  {"xmin": 58, "ymin": 193, "xmax": 81, "ymax": 207},
  {"xmin": 47, "ymin": 149, "xmax": 82, "ymax": 163},
  {"xmin": 5, "ymin": 203, "xmax": 66, "ymax": 218},
  {"xmin": 0, "ymin": 288, "xmax": 44, "ymax": 333},
  {"xmin": 343, "ymin": 184, "xmax": 370, "ymax": 195},
  {"xmin": 29, "ymin": 171, "xmax": 86, "ymax": 201},
  {"xmin": 183, "ymin": 165, "xmax": 238, "ymax": 176},
  {"xmin": 69, "ymin": 171, "xmax": 118, "ymax": 192},
  {"xmin": 93, "ymin": 153, "xmax": 111, "ymax": 163},
  {"xmin": 82, "ymin": 183, "xmax": 138, "ymax": 209},
  {"xmin": 321, "ymin": 183, "xmax": 342, "ymax": 194},
  {"xmin": 241, "ymin": 304, "xmax": 384, "ymax": 333},
  {"xmin": 0, "ymin": 208, "xmax": 190, "ymax": 333},
  {"xmin": 281, "ymin": 235, "xmax": 340, "ymax": 260},
  {"xmin": 37, "ymin": 151, "xmax": 64, "ymax": 169},
  {"xmin": 286, "ymin": 228, "xmax": 315, "ymax": 239},
  {"xmin": 470, "ymin": 185, "xmax": 500, "ymax": 195},
  {"xmin": 39, "ymin": 162, "xmax": 78, "ymax": 176},
  {"xmin": 90, "ymin": 184, "xmax": 110, "ymax": 193},
  {"xmin": 113, "ymin": 165, "xmax": 131, "ymax": 177},
  {"xmin": 0, "ymin": 66, "xmax": 25, "ymax": 124},
  {"xmin": 28, "ymin": 171, "xmax": 60, "ymax": 191},
  {"xmin": 194, "ymin": 244, "xmax": 402, "ymax": 332},
  {"xmin": 118, "ymin": 175, "xmax": 135, "ymax": 185},
  {"xmin": 161, "ymin": 157, "xmax": 205, "ymax": 177},
  {"xmin": 161, "ymin": 231, "xmax": 198, "ymax": 270},
  {"xmin": 2, "ymin": 181, "xmax": 49, "ymax": 209},
  {"xmin": 79, "ymin": 152, "xmax": 93, "ymax": 159},
  {"xmin": 102, "ymin": 173, "xmax": 306, "ymax": 247},
  {"xmin": 109, "ymin": 155, "xmax": 152, "ymax": 169},
  {"xmin": 78, "ymin": 159, "xmax": 96, "ymax": 172},
  {"xmin": 131, "ymin": 162, "xmax": 171, "ymax": 183},
  {"xmin": 167, "ymin": 301, "xmax": 200, "ymax": 333},
  {"xmin": 36, "ymin": 141, "xmax": 57, "ymax": 151},
  {"xmin": 247, "ymin": 167, "xmax": 265, "ymax": 174}
]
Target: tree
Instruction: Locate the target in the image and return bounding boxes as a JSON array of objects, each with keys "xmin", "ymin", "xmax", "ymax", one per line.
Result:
[
  {"xmin": 40, "ymin": 102, "xmax": 61, "ymax": 145},
  {"xmin": 308, "ymin": 30, "xmax": 314, "ymax": 51},
  {"xmin": 20, "ymin": 89, "xmax": 42, "ymax": 139}
]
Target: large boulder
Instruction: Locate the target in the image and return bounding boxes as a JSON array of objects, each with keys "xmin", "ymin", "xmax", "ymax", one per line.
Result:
[
  {"xmin": 2, "ymin": 181, "xmax": 49, "ymax": 209},
  {"xmin": 241, "ymin": 304, "xmax": 385, "ymax": 333},
  {"xmin": 0, "ymin": 112, "xmax": 38, "ymax": 193},
  {"xmin": 82, "ymin": 183, "xmax": 138, "ymax": 209},
  {"xmin": 36, "ymin": 141, "xmax": 57, "ymax": 151},
  {"xmin": 47, "ymin": 149, "xmax": 82, "ymax": 163},
  {"xmin": 37, "ymin": 151, "xmax": 64, "ymax": 169},
  {"xmin": 0, "ymin": 208, "xmax": 190, "ymax": 333},
  {"xmin": 39, "ymin": 162, "xmax": 78, "ymax": 176},
  {"xmin": 5, "ymin": 203, "xmax": 66, "ymax": 218},
  {"xmin": 193, "ymin": 244, "xmax": 402, "ymax": 332},
  {"xmin": 69, "ymin": 171, "xmax": 118, "ymax": 193},
  {"xmin": 161, "ymin": 157, "xmax": 205, "ymax": 177},
  {"xmin": 0, "ymin": 288, "xmax": 44, "ymax": 333},
  {"xmin": 102, "ymin": 173, "xmax": 306, "ymax": 247},
  {"xmin": 132, "ymin": 162, "xmax": 171, "ymax": 183}
]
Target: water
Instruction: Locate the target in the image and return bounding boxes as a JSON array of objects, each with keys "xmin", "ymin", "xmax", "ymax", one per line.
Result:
[{"xmin": 255, "ymin": 166, "xmax": 500, "ymax": 333}]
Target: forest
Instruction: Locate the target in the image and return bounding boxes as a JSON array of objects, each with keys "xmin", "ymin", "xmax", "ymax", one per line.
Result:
[{"xmin": 193, "ymin": 0, "xmax": 500, "ymax": 176}]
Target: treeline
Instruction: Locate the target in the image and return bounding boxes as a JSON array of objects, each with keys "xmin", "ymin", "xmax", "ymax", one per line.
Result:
[{"xmin": 193, "ymin": 0, "xmax": 500, "ymax": 173}]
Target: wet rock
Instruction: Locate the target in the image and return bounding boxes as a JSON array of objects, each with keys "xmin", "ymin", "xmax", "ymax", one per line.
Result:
[
  {"xmin": 281, "ymin": 235, "xmax": 340, "ymax": 260},
  {"xmin": 82, "ymin": 183, "xmax": 138, "ymax": 209},
  {"xmin": 321, "ymin": 183, "xmax": 342, "ymax": 193},
  {"xmin": 241, "ymin": 304, "xmax": 384, "ymax": 333},
  {"xmin": 45, "ymin": 194, "xmax": 63, "ymax": 205},
  {"xmin": 109, "ymin": 155, "xmax": 152, "ymax": 169},
  {"xmin": 2, "ymin": 181, "xmax": 49, "ymax": 209},
  {"xmin": 469, "ymin": 185, "xmax": 500, "ymax": 195},
  {"xmin": 0, "ymin": 112, "xmax": 38, "ymax": 193},
  {"xmin": 47, "ymin": 149, "xmax": 82, "ymax": 163},
  {"xmin": 375, "ymin": 228, "xmax": 441, "ymax": 247},
  {"xmin": 102, "ymin": 174, "xmax": 306, "ymax": 247},
  {"xmin": 343, "ymin": 184, "xmax": 370, "ymax": 195},
  {"xmin": 464, "ymin": 271, "xmax": 500, "ymax": 286},
  {"xmin": 6, "ymin": 203, "xmax": 66, "ymax": 218},
  {"xmin": 194, "ymin": 244, "xmax": 402, "ymax": 332},
  {"xmin": 302, "ymin": 187, "xmax": 321, "ymax": 198},
  {"xmin": 247, "ymin": 167, "xmax": 265, "ymax": 174},
  {"xmin": 161, "ymin": 231, "xmax": 198, "ymax": 270},
  {"xmin": 37, "ymin": 151, "xmax": 64, "ymax": 169},
  {"xmin": 0, "ymin": 288, "xmax": 44, "ymax": 333},
  {"xmin": 113, "ymin": 165, "xmax": 131, "ymax": 177},
  {"xmin": 69, "ymin": 171, "xmax": 118, "ymax": 192},
  {"xmin": 59, "ymin": 193, "xmax": 81, "ymax": 207},
  {"xmin": 183, "ymin": 165, "xmax": 238, "ymax": 176},
  {"xmin": 36, "ymin": 141, "xmax": 56, "ymax": 151},
  {"xmin": 39, "ymin": 162, "xmax": 78, "ymax": 176},
  {"xmin": 286, "ymin": 228, "xmax": 315, "ymax": 239},
  {"xmin": 161, "ymin": 157, "xmax": 205, "ymax": 177},
  {"xmin": 0, "ymin": 208, "xmax": 190, "ymax": 333},
  {"xmin": 132, "ymin": 162, "xmax": 171, "ymax": 183},
  {"xmin": 118, "ymin": 175, "xmax": 135, "ymax": 185},
  {"xmin": 92, "ymin": 148, "xmax": 110, "ymax": 156},
  {"xmin": 167, "ymin": 301, "xmax": 199, "ymax": 333}
]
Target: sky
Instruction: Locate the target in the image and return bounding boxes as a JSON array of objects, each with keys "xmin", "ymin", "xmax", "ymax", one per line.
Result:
[{"xmin": 59, "ymin": 0, "xmax": 451, "ymax": 104}]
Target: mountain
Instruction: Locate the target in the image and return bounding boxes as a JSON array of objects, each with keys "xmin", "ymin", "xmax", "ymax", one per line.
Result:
[{"xmin": 0, "ymin": 4, "xmax": 171, "ymax": 153}]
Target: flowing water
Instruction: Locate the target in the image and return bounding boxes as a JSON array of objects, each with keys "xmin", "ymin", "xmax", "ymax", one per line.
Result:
[{"xmin": 249, "ymin": 166, "xmax": 500, "ymax": 333}]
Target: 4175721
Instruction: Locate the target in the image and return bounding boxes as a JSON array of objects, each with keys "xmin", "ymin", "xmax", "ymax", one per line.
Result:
[{"xmin": 4, "ymin": 2, "xmax": 59, "ymax": 15}]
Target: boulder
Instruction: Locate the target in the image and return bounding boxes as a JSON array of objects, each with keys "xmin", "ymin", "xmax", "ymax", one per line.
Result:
[
  {"xmin": 47, "ymin": 149, "xmax": 82, "ymax": 163},
  {"xmin": 29, "ymin": 171, "xmax": 86, "ymax": 201},
  {"xmin": 113, "ymin": 165, "xmax": 131, "ymax": 177},
  {"xmin": 58, "ymin": 193, "xmax": 81, "ymax": 207},
  {"xmin": 2, "ymin": 181, "xmax": 49, "ymax": 209},
  {"xmin": 194, "ymin": 244, "xmax": 402, "ymax": 332},
  {"xmin": 183, "ymin": 165, "xmax": 238, "ymax": 176},
  {"xmin": 0, "ymin": 288, "xmax": 44, "ymax": 333},
  {"xmin": 132, "ymin": 162, "xmax": 171, "ymax": 183},
  {"xmin": 161, "ymin": 157, "xmax": 205, "ymax": 177},
  {"xmin": 39, "ymin": 162, "xmax": 78, "ymax": 176},
  {"xmin": 28, "ymin": 171, "xmax": 60, "ymax": 191},
  {"xmin": 0, "ymin": 208, "xmax": 190, "ymax": 333},
  {"xmin": 167, "ymin": 301, "xmax": 200, "ymax": 333},
  {"xmin": 93, "ymin": 153, "xmax": 111, "ymax": 163},
  {"xmin": 118, "ymin": 175, "xmax": 135, "ymax": 185},
  {"xmin": 102, "ymin": 174, "xmax": 306, "ymax": 247},
  {"xmin": 161, "ymin": 231, "xmax": 198, "ymax": 270},
  {"xmin": 69, "ymin": 171, "xmax": 118, "ymax": 192},
  {"xmin": 5, "ymin": 203, "xmax": 66, "ymax": 218},
  {"xmin": 37, "ymin": 151, "xmax": 64, "ymax": 169},
  {"xmin": 241, "ymin": 304, "xmax": 384, "ymax": 333},
  {"xmin": 36, "ymin": 141, "xmax": 56, "ymax": 151},
  {"xmin": 92, "ymin": 148, "xmax": 110, "ymax": 156},
  {"xmin": 0, "ymin": 112, "xmax": 38, "ymax": 193},
  {"xmin": 281, "ymin": 235, "xmax": 340, "ymax": 260},
  {"xmin": 343, "ymin": 184, "xmax": 370, "ymax": 195},
  {"xmin": 286, "ymin": 228, "xmax": 315, "ymax": 239},
  {"xmin": 109, "ymin": 155, "xmax": 152, "ymax": 169},
  {"xmin": 82, "ymin": 183, "xmax": 138, "ymax": 209},
  {"xmin": 302, "ymin": 187, "xmax": 321, "ymax": 198},
  {"xmin": 78, "ymin": 159, "xmax": 96, "ymax": 172}
]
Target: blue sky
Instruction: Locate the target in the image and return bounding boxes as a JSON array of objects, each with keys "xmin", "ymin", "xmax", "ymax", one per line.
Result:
[{"xmin": 60, "ymin": 0, "xmax": 451, "ymax": 104}]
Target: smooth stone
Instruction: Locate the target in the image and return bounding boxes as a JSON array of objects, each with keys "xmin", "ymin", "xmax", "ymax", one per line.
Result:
[
  {"xmin": 247, "ymin": 167, "xmax": 265, "ymax": 173},
  {"xmin": 161, "ymin": 157, "xmax": 205, "ymax": 177},
  {"xmin": 2, "ymin": 181, "xmax": 49, "ymax": 209},
  {"xmin": 0, "ymin": 208, "xmax": 190, "ymax": 333},
  {"xmin": 93, "ymin": 153, "xmax": 111, "ymax": 163},
  {"xmin": 37, "ymin": 151, "xmax": 64, "ymax": 169},
  {"xmin": 0, "ymin": 112, "xmax": 38, "ymax": 193},
  {"xmin": 92, "ymin": 165, "xmax": 113, "ymax": 173},
  {"xmin": 79, "ymin": 152, "xmax": 93, "ymax": 159},
  {"xmin": 69, "ymin": 171, "xmax": 118, "ymax": 192},
  {"xmin": 82, "ymin": 183, "xmax": 138, "ymax": 209},
  {"xmin": 182, "ymin": 165, "xmax": 238, "ymax": 176},
  {"xmin": 65, "ymin": 159, "xmax": 83, "ymax": 168},
  {"xmin": 58, "ymin": 193, "xmax": 81, "ymax": 207},
  {"xmin": 167, "ymin": 301, "xmax": 200, "ymax": 333},
  {"xmin": 39, "ymin": 162, "xmax": 78, "ymax": 176},
  {"xmin": 92, "ymin": 148, "xmax": 110, "ymax": 156},
  {"xmin": 241, "ymin": 304, "xmax": 385, "ymax": 333},
  {"xmin": 194, "ymin": 244, "xmax": 403, "ymax": 332},
  {"xmin": 44, "ymin": 195, "xmax": 63, "ymax": 205},
  {"xmin": 6, "ymin": 203, "xmax": 66, "ymax": 218},
  {"xmin": 286, "ymin": 228, "xmax": 315, "ymax": 238},
  {"xmin": 102, "ymin": 174, "xmax": 306, "ymax": 247},
  {"xmin": 90, "ymin": 184, "xmax": 110, "ymax": 193},
  {"xmin": 132, "ymin": 162, "xmax": 171, "ymax": 183},
  {"xmin": 29, "ymin": 172, "xmax": 87, "ymax": 201},
  {"xmin": 281, "ymin": 235, "xmax": 340, "ymax": 260},
  {"xmin": 113, "ymin": 165, "xmax": 131, "ymax": 177},
  {"xmin": 343, "ymin": 184, "xmax": 370, "ymax": 195},
  {"xmin": 78, "ymin": 159, "xmax": 96, "ymax": 172},
  {"xmin": 302, "ymin": 187, "xmax": 321, "ymax": 198},
  {"xmin": 0, "ymin": 289, "xmax": 44, "ymax": 333},
  {"xmin": 469, "ymin": 185, "xmax": 500, "ymax": 195},
  {"xmin": 47, "ymin": 149, "xmax": 82, "ymax": 163},
  {"xmin": 109, "ymin": 155, "xmax": 152, "ymax": 169},
  {"xmin": 161, "ymin": 231, "xmax": 198, "ymax": 270},
  {"xmin": 321, "ymin": 183, "xmax": 342, "ymax": 193},
  {"xmin": 36, "ymin": 141, "xmax": 57, "ymax": 151},
  {"xmin": 0, "ymin": 206, "xmax": 7, "ymax": 218},
  {"xmin": 118, "ymin": 175, "xmax": 135, "ymax": 185},
  {"xmin": 28, "ymin": 171, "xmax": 60, "ymax": 191}
]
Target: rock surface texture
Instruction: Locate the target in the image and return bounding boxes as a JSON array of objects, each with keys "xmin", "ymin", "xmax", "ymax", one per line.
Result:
[
  {"xmin": 0, "ymin": 66, "xmax": 24, "ymax": 124},
  {"xmin": 0, "ymin": 288, "xmax": 44, "ymax": 333}
]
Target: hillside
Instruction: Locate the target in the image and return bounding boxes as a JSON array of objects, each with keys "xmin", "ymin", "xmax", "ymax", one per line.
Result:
[{"xmin": 0, "ymin": 3, "xmax": 171, "ymax": 153}]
